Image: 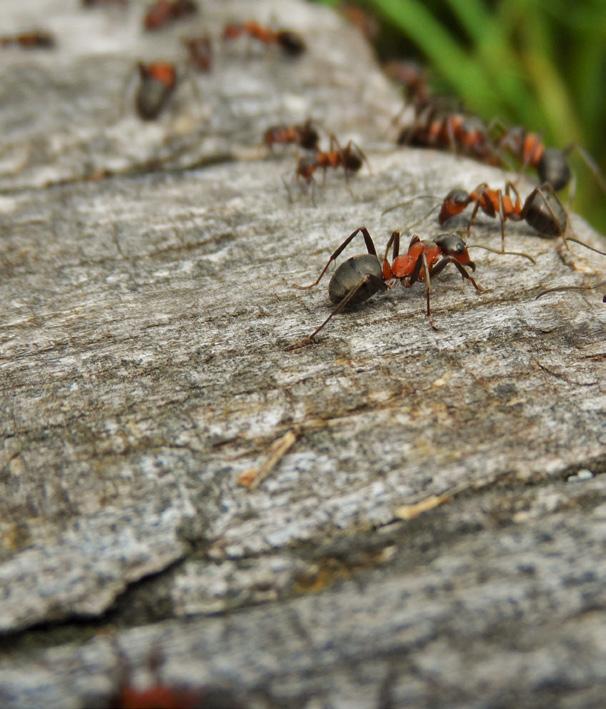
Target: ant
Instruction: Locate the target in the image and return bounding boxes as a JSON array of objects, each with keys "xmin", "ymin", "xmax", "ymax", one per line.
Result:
[
  {"xmin": 287, "ymin": 226, "xmax": 482, "ymax": 348},
  {"xmin": 287, "ymin": 136, "xmax": 369, "ymax": 204},
  {"xmin": 0, "ymin": 31, "xmax": 55, "ymax": 49},
  {"xmin": 222, "ymin": 21, "xmax": 306, "ymax": 57},
  {"xmin": 494, "ymin": 123, "xmax": 606, "ymax": 194},
  {"xmin": 296, "ymin": 135, "xmax": 368, "ymax": 183},
  {"xmin": 397, "ymin": 103, "xmax": 501, "ymax": 166},
  {"xmin": 439, "ymin": 181, "xmax": 606, "ymax": 256},
  {"xmin": 107, "ymin": 646, "xmax": 247, "ymax": 709},
  {"xmin": 144, "ymin": 0, "xmax": 197, "ymax": 32},
  {"xmin": 135, "ymin": 61, "xmax": 178, "ymax": 121},
  {"xmin": 182, "ymin": 35, "xmax": 213, "ymax": 73},
  {"xmin": 264, "ymin": 119, "xmax": 319, "ymax": 151},
  {"xmin": 384, "ymin": 59, "xmax": 430, "ymax": 105}
]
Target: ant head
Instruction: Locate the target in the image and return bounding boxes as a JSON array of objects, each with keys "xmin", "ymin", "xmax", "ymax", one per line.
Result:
[
  {"xmin": 276, "ymin": 30, "xmax": 306, "ymax": 56},
  {"xmin": 537, "ymin": 148, "xmax": 571, "ymax": 191},
  {"xmin": 435, "ymin": 233, "xmax": 475, "ymax": 270},
  {"xmin": 438, "ymin": 188, "xmax": 470, "ymax": 224}
]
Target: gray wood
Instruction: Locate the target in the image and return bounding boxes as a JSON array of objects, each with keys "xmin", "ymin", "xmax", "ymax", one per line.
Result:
[{"xmin": 0, "ymin": 0, "xmax": 605, "ymax": 707}]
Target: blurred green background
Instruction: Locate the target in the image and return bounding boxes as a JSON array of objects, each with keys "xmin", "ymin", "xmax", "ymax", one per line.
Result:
[{"xmin": 315, "ymin": 0, "xmax": 606, "ymax": 233}]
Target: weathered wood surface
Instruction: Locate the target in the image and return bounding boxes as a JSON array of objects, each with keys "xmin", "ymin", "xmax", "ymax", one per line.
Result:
[{"xmin": 1, "ymin": 1, "xmax": 605, "ymax": 707}]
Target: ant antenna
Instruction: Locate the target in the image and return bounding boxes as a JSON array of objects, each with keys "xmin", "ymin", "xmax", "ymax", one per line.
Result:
[
  {"xmin": 381, "ymin": 193, "xmax": 438, "ymax": 217},
  {"xmin": 468, "ymin": 243, "xmax": 536, "ymax": 264},
  {"xmin": 535, "ymin": 280, "xmax": 606, "ymax": 300}
]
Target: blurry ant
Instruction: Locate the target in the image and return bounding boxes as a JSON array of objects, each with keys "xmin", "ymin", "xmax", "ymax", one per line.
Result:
[
  {"xmin": 135, "ymin": 61, "xmax": 178, "ymax": 121},
  {"xmin": 439, "ymin": 181, "xmax": 606, "ymax": 257},
  {"xmin": 108, "ymin": 645, "xmax": 247, "ymax": 709},
  {"xmin": 287, "ymin": 226, "xmax": 482, "ymax": 348},
  {"xmin": 397, "ymin": 104, "xmax": 501, "ymax": 166},
  {"xmin": 264, "ymin": 119, "xmax": 319, "ymax": 151},
  {"xmin": 144, "ymin": 0, "xmax": 197, "ymax": 32},
  {"xmin": 222, "ymin": 21, "xmax": 306, "ymax": 57},
  {"xmin": 287, "ymin": 135, "xmax": 369, "ymax": 204},
  {"xmin": 493, "ymin": 123, "xmax": 606, "ymax": 194},
  {"xmin": 384, "ymin": 59, "xmax": 430, "ymax": 105},
  {"xmin": 0, "ymin": 31, "xmax": 55, "ymax": 49},
  {"xmin": 182, "ymin": 35, "xmax": 213, "ymax": 72}
]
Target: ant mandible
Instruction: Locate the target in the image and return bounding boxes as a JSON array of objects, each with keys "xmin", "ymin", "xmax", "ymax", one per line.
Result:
[
  {"xmin": 439, "ymin": 181, "xmax": 606, "ymax": 257},
  {"xmin": 287, "ymin": 226, "xmax": 483, "ymax": 348},
  {"xmin": 264, "ymin": 119, "xmax": 320, "ymax": 151},
  {"xmin": 222, "ymin": 21, "xmax": 306, "ymax": 57},
  {"xmin": 135, "ymin": 61, "xmax": 178, "ymax": 121},
  {"xmin": 144, "ymin": 0, "xmax": 197, "ymax": 32},
  {"xmin": 0, "ymin": 31, "xmax": 55, "ymax": 49},
  {"xmin": 182, "ymin": 35, "xmax": 213, "ymax": 73}
]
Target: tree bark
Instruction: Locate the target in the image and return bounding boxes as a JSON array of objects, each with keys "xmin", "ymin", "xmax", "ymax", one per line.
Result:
[{"xmin": 1, "ymin": 1, "xmax": 605, "ymax": 707}]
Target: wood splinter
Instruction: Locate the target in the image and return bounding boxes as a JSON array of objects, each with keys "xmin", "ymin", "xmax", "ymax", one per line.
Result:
[{"xmin": 237, "ymin": 430, "xmax": 298, "ymax": 490}]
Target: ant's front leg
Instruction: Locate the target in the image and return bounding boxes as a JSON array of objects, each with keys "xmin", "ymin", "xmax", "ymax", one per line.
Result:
[{"xmin": 430, "ymin": 256, "xmax": 485, "ymax": 293}]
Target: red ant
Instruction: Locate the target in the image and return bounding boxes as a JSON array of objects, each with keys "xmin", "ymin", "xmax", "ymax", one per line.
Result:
[
  {"xmin": 0, "ymin": 31, "xmax": 55, "ymax": 49},
  {"xmin": 287, "ymin": 136, "xmax": 369, "ymax": 204},
  {"xmin": 438, "ymin": 181, "xmax": 606, "ymax": 257},
  {"xmin": 144, "ymin": 0, "xmax": 197, "ymax": 32},
  {"xmin": 182, "ymin": 35, "xmax": 213, "ymax": 73},
  {"xmin": 287, "ymin": 226, "xmax": 483, "ymax": 348},
  {"xmin": 108, "ymin": 646, "xmax": 247, "ymax": 709},
  {"xmin": 397, "ymin": 103, "xmax": 501, "ymax": 166},
  {"xmin": 222, "ymin": 21, "xmax": 306, "ymax": 57},
  {"xmin": 135, "ymin": 62, "xmax": 178, "ymax": 121},
  {"xmin": 493, "ymin": 124, "xmax": 606, "ymax": 194},
  {"xmin": 264, "ymin": 119, "xmax": 319, "ymax": 151},
  {"xmin": 295, "ymin": 135, "xmax": 368, "ymax": 183}
]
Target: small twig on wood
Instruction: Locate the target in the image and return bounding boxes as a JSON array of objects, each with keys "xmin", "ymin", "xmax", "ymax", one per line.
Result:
[
  {"xmin": 237, "ymin": 430, "xmax": 298, "ymax": 490},
  {"xmin": 393, "ymin": 493, "xmax": 451, "ymax": 520}
]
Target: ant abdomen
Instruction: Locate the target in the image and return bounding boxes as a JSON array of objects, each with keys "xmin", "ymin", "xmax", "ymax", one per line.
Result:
[
  {"xmin": 522, "ymin": 187, "xmax": 568, "ymax": 236},
  {"xmin": 328, "ymin": 255, "xmax": 384, "ymax": 305}
]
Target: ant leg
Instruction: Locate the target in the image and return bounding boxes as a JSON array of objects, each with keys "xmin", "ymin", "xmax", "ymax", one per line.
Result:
[
  {"xmin": 430, "ymin": 256, "xmax": 485, "ymax": 293},
  {"xmin": 310, "ymin": 176, "xmax": 317, "ymax": 207},
  {"xmin": 287, "ymin": 274, "xmax": 385, "ymax": 349},
  {"xmin": 467, "ymin": 200, "xmax": 482, "ymax": 238},
  {"xmin": 421, "ymin": 252, "xmax": 437, "ymax": 326},
  {"xmin": 382, "ymin": 230, "xmax": 401, "ymax": 278},
  {"xmin": 349, "ymin": 140, "xmax": 372, "ymax": 174},
  {"xmin": 497, "ymin": 190, "xmax": 507, "ymax": 253},
  {"xmin": 504, "ymin": 179, "xmax": 521, "ymax": 203},
  {"xmin": 294, "ymin": 227, "xmax": 379, "ymax": 289},
  {"xmin": 282, "ymin": 173, "xmax": 295, "ymax": 203}
]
